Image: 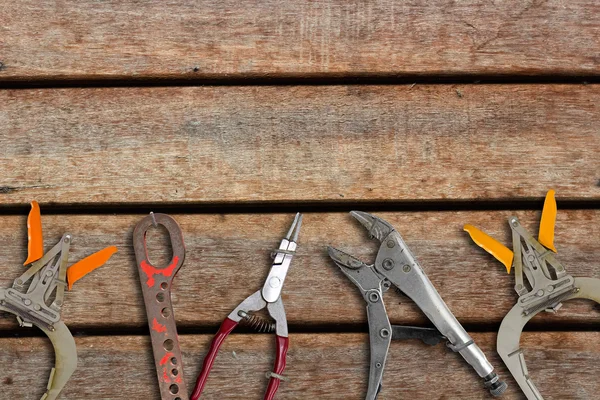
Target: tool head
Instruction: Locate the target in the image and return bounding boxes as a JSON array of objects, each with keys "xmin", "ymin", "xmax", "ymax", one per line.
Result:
[
  {"xmin": 284, "ymin": 212, "xmax": 303, "ymax": 243},
  {"xmin": 349, "ymin": 211, "xmax": 394, "ymax": 242},
  {"xmin": 327, "ymin": 246, "xmax": 369, "ymax": 270},
  {"xmin": 261, "ymin": 213, "xmax": 303, "ymax": 303}
]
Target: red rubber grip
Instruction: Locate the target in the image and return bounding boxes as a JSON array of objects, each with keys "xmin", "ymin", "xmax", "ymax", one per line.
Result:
[
  {"xmin": 264, "ymin": 335, "xmax": 289, "ymax": 400},
  {"xmin": 191, "ymin": 318, "xmax": 238, "ymax": 400}
]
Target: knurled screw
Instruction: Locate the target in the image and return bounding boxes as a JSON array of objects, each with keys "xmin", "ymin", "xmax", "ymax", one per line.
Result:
[
  {"xmin": 403, "ymin": 265, "xmax": 412, "ymax": 273},
  {"xmin": 382, "ymin": 258, "xmax": 394, "ymax": 270}
]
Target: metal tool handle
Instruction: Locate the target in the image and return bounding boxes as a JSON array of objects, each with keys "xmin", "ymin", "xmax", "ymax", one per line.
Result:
[
  {"xmin": 264, "ymin": 335, "xmax": 289, "ymax": 400},
  {"xmin": 364, "ymin": 290, "xmax": 392, "ymax": 400},
  {"xmin": 375, "ymin": 232, "xmax": 497, "ymax": 380},
  {"xmin": 39, "ymin": 321, "xmax": 78, "ymax": 400},
  {"xmin": 191, "ymin": 318, "xmax": 239, "ymax": 400},
  {"xmin": 133, "ymin": 213, "xmax": 187, "ymax": 400}
]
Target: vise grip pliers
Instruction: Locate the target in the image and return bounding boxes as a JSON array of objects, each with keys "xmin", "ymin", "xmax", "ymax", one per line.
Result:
[
  {"xmin": 465, "ymin": 190, "xmax": 600, "ymax": 400},
  {"xmin": 0, "ymin": 201, "xmax": 117, "ymax": 399},
  {"xmin": 328, "ymin": 211, "xmax": 507, "ymax": 399},
  {"xmin": 191, "ymin": 213, "xmax": 302, "ymax": 400}
]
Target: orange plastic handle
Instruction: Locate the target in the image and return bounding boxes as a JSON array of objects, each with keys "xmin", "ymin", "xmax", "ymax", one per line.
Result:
[
  {"xmin": 24, "ymin": 201, "xmax": 44, "ymax": 265},
  {"xmin": 464, "ymin": 224, "xmax": 514, "ymax": 273},
  {"xmin": 67, "ymin": 246, "xmax": 118, "ymax": 290},
  {"xmin": 538, "ymin": 189, "xmax": 557, "ymax": 252}
]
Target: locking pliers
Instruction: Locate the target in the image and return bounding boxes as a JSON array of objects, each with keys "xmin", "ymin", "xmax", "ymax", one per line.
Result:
[
  {"xmin": 328, "ymin": 211, "xmax": 507, "ymax": 399},
  {"xmin": 465, "ymin": 190, "xmax": 600, "ymax": 400},
  {"xmin": 0, "ymin": 201, "xmax": 117, "ymax": 399}
]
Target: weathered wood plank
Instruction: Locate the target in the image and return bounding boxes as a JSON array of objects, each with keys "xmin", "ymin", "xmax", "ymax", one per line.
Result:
[
  {"xmin": 1, "ymin": 85, "xmax": 599, "ymax": 206},
  {"xmin": 0, "ymin": 211, "xmax": 598, "ymax": 330},
  {"xmin": 1, "ymin": 1, "xmax": 599, "ymax": 80},
  {"xmin": 0, "ymin": 332, "xmax": 598, "ymax": 399}
]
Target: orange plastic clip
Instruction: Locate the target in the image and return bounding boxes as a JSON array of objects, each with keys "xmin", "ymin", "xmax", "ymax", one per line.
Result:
[
  {"xmin": 464, "ymin": 224, "xmax": 514, "ymax": 273},
  {"xmin": 67, "ymin": 246, "xmax": 118, "ymax": 290},
  {"xmin": 24, "ymin": 201, "xmax": 44, "ymax": 265},
  {"xmin": 538, "ymin": 190, "xmax": 557, "ymax": 252}
]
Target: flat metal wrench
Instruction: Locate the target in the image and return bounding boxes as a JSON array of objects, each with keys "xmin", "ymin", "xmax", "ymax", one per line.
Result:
[{"xmin": 134, "ymin": 213, "xmax": 188, "ymax": 400}]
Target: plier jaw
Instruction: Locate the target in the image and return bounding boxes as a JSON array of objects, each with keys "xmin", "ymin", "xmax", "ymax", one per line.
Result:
[
  {"xmin": 329, "ymin": 212, "xmax": 507, "ymax": 399},
  {"xmin": 262, "ymin": 213, "xmax": 302, "ymax": 303}
]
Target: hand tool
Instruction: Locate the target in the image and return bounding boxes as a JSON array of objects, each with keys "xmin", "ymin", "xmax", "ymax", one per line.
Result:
[
  {"xmin": 465, "ymin": 190, "xmax": 600, "ymax": 400},
  {"xmin": 0, "ymin": 201, "xmax": 117, "ymax": 400},
  {"xmin": 134, "ymin": 212, "xmax": 188, "ymax": 400},
  {"xmin": 328, "ymin": 211, "xmax": 507, "ymax": 399},
  {"xmin": 191, "ymin": 213, "xmax": 303, "ymax": 400}
]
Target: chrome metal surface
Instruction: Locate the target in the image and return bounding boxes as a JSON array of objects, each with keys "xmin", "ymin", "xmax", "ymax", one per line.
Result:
[{"xmin": 262, "ymin": 213, "xmax": 302, "ymax": 303}]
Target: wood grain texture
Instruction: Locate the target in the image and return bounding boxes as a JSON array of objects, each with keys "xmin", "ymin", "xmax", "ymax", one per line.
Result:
[
  {"xmin": 0, "ymin": 211, "xmax": 598, "ymax": 330},
  {"xmin": 0, "ymin": 1, "xmax": 599, "ymax": 80},
  {"xmin": 0, "ymin": 332, "xmax": 598, "ymax": 399},
  {"xmin": 1, "ymin": 84, "xmax": 599, "ymax": 206}
]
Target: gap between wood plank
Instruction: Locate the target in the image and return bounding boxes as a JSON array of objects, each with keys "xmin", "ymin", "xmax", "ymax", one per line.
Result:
[
  {"xmin": 1, "ymin": 320, "xmax": 599, "ymax": 339},
  {"xmin": 0, "ymin": 198, "xmax": 598, "ymax": 216},
  {"xmin": 0, "ymin": 74, "xmax": 598, "ymax": 90}
]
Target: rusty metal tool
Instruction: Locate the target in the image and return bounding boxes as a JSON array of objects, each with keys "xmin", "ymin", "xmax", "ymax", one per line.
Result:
[
  {"xmin": 0, "ymin": 201, "xmax": 117, "ymax": 400},
  {"xmin": 191, "ymin": 213, "xmax": 303, "ymax": 400},
  {"xmin": 465, "ymin": 190, "xmax": 600, "ymax": 400},
  {"xmin": 134, "ymin": 213, "xmax": 188, "ymax": 400},
  {"xmin": 328, "ymin": 211, "xmax": 507, "ymax": 399}
]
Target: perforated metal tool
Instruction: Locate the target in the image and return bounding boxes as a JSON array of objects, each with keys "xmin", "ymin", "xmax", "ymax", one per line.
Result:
[{"xmin": 134, "ymin": 213, "xmax": 188, "ymax": 400}]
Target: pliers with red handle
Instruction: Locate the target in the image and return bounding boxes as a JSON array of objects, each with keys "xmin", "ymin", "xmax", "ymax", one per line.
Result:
[{"xmin": 191, "ymin": 213, "xmax": 303, "ymax": 400}]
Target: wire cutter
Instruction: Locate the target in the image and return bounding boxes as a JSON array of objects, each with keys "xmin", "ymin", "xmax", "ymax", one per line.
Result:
[
  {"xmin": 328, "ymin": 211, "xmax": 507, "ymax": 399},
  {"xmin": 191, "ymin": 213, "xmax": 303, "ymax": 400},
  {"xmin": 465, "ymin": 190, "xmax": 600, "ymax": 400},
  {"xmin": 0, "ymin": 201, "xmax": 117, "ymax": 400}
]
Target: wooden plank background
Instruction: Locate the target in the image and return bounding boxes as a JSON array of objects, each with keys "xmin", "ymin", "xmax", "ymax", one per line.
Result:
[
  {"xmin": 1, "ymin": 1, "xmax": 600, "ymax": 80},
  {"xmin": 0, "ymin": 1, "xmax": 598, "ymax": 399},
  {"xmin": 0, "ymin": 85, "xmax": 598, "ymax": 206}
]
